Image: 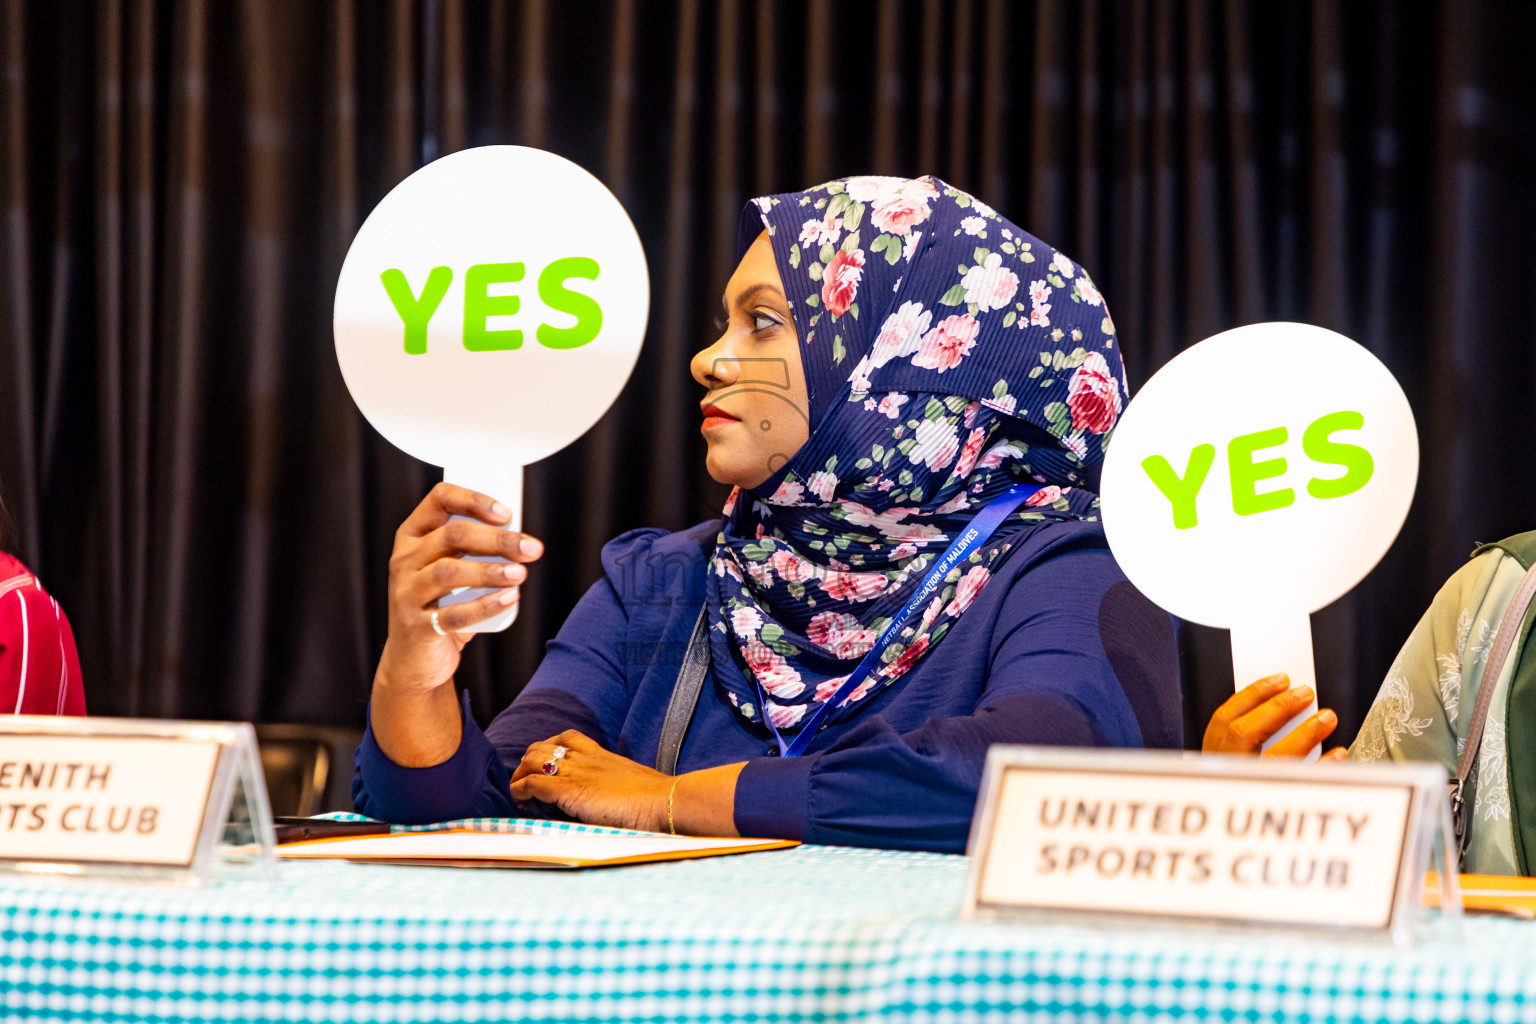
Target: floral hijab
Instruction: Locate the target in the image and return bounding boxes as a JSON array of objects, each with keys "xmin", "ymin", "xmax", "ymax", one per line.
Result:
[{"xmin": 705, "ymin": 175, "xmax": 1128, "ymax": 737}]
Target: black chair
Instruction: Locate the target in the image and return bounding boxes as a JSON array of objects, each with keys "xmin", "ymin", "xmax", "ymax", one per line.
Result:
[{"xmin": 255, "ymin": 724, "xmax": 363, "ymax": 817}]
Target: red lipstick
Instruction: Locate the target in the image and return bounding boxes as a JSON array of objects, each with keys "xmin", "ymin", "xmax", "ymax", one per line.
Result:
[{"xmin": 700, "ymin": 402, "xmax": 740, "ymax": 432}]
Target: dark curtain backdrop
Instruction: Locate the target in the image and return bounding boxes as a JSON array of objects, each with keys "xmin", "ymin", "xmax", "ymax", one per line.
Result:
[{"xmin": 4, "ymin": 0, "xmax": 1536, "ymax": 749}]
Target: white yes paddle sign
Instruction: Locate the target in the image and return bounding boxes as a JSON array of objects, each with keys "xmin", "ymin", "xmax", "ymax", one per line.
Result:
[
  {"xmin": 334, "ymin": 146, "xmax": 649, "ymax": 631},
  {"xmin": 1100, "ymin": 323, "xmax": 1418, "ymax": 754}
]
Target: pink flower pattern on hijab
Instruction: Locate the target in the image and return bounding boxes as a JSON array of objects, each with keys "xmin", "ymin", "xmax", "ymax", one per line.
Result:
[{"xmin": 706, "ymin": 176, "xmax": 1128, "ymax": 735}]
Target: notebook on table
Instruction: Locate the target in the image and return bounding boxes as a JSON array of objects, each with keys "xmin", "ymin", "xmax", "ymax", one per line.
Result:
[
  {"xmin": 1424, "ymin": 873, "xmax": 1536, "ymax": 918},
  {"xmin": 276, "ymin": 828, "xmax": 798, "ymax": 869}
]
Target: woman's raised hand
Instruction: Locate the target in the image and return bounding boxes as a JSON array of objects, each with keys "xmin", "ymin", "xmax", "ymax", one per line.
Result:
[
  {"xmin": 1202, "ymin": 673, "xmax": 1349, "ymax": 760},
  {"xmin": 377, "ymin": 482, "xmax": 543, "ymax": 694}
]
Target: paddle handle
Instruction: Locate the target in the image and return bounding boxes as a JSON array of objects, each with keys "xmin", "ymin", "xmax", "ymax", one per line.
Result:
[
  {"xmin": 1229, "ymin": 611, "xmax": 1320, "ymax": 762},
  {"xmin": 436, "ymin": 463, "xmax": 523, "ymax": 633}
]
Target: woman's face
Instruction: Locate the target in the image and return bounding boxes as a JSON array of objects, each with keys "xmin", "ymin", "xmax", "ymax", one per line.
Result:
[{"xmin": 691, "ymin": 232, "xmax": 811, "ymax": 489}]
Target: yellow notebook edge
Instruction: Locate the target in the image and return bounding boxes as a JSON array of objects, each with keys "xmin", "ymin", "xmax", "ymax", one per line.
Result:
[{"xmin": 1422, "ymin": 871, "xmax": 1536, "ymax": 916}]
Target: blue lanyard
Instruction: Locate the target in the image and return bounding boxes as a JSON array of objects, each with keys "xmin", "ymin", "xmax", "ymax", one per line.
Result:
[{"xmin": 757, "ymin": 482, "xmax": 1041, "ymax": 758}]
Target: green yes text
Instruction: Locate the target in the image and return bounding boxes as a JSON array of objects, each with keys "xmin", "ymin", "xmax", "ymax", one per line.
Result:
[
  {"xmin": 1140, "ymin": 410, "xmax": 1375, "ymax": 530},
  {"xmin": 379, "ymin": 257, "xmax": 603, "ymax": 354}
]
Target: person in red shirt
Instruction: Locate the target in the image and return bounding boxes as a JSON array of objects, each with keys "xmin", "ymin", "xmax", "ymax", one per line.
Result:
[{"xmin": 0, "ymin": 490, "xmax": 84, "ymax": 716}]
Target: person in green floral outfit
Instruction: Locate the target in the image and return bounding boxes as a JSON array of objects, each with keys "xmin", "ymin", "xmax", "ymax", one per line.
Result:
[{"xmin": 1206, "ymin": 534, "xmax": 1536, "ymax": 875}]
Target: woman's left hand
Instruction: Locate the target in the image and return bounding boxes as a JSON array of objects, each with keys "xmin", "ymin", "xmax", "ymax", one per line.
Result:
[{"xmin": 509, "ymin": 730, "xmax": 673, "ymax": 833}]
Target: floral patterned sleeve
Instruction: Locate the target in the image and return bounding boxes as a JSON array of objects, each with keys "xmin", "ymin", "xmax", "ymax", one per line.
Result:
[
  {"xmin": 1349, "ymin": 580, "xmax": 1469, "ymax": 773},
  {"xmin": 1349, "ymin": 549, "xmax": 1526, "ymax": 874}
]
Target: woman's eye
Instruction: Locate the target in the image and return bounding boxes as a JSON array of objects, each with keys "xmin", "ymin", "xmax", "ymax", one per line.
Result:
[
  {"xmin": 752, "ymin": 312, "xmax": 779, "ymax": 332},
  {"xmin": 712, "ymin": 314, "xmax": 729, "ymax": 333}
]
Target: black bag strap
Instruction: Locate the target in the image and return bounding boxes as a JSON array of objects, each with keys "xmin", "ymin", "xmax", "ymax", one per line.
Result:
[
  {"xmin": 1450, "ymin": 558, "xmax": 1536, "ymax": 863},
  {"xmin": 655, "ymin": 609, "xmax": 710, "ymax": 776}
]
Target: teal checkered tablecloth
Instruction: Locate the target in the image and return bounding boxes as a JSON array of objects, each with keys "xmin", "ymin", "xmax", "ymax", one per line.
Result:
[{"xmin": 2, "ymin": 815, "xmax": 1534, "ymax": 1023}]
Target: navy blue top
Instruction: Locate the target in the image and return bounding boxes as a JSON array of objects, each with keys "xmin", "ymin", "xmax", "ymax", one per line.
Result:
[{"xmin": 353, "ymin": 518, "xmax": 1182, "ymax": 853}]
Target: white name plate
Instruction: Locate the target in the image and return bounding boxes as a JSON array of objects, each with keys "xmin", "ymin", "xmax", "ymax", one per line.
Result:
[
  {"xmin": 963, "ymin": 747, "xmax": 1454, "ymax": 941},
  {"xmin": 0, "ymin": 716, "xmax": 277, "ymax": 881},
  {"xmin": 0, "ymin": 736, "xmax": 218, "ymax": 865}
]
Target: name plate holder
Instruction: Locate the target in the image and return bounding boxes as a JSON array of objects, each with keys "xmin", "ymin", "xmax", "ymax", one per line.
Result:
[
  {"xmin": 0, "ymin": 715, "xmax": 277, "ymax": 885},
  {"xmin": 963, "ymin": 746, "xmax": 1458, "ymax": 946}
]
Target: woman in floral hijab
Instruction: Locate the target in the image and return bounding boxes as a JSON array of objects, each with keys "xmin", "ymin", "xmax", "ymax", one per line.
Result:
[
  {"xmin": 356, "ymin": 176, "xmax": 1181, "ymax": 851},
  {"xmin": 707, "ymin": 176, "xmax": 1127, "ymax": 738}
]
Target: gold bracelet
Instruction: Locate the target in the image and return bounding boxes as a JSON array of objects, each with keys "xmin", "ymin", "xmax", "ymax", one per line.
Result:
[{"xmin": 667, "ymin": 777, "xmax": 681, "ymax": 835}]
